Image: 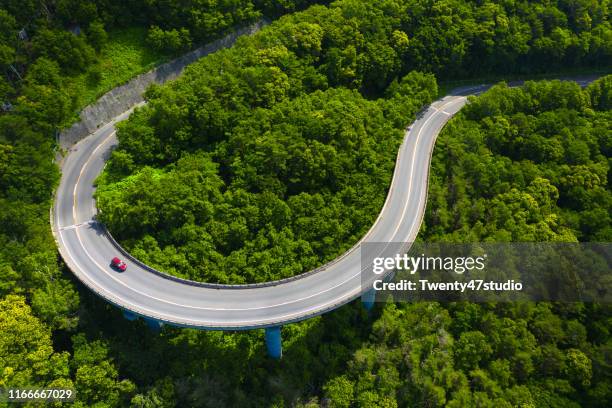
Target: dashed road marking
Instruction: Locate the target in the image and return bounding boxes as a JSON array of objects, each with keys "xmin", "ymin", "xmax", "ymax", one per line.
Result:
[{"xmin": 59, "ymin": 220, "xmax": 96, "ymax": 231}]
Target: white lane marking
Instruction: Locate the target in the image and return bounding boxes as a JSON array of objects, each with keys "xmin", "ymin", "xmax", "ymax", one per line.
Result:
[
  {"xmin": 76, "ymin": 99, "xmax": 463, "ymax": 315},
  {"xmin": 55, "ymin": 127, "xmax": 193, "ymax": 321},
  {"xmin": 73, "ymin": 131, "xmax": 116, "ymax": 222},
  {"xmin": 59, "ymin": 221, "xmax": 96, "ymax": 231},
  {"xmin": 59, "ymin": 223, "xmax": 196, "ymax": 323},
  {"xmin": 400, "ymin": 98, "xmax": 465, "ymax": 243},
  {"xmin": 61, "ymin": 96, "xmax": 466, "ymax": 319},
  {"xmin": 388, "ymin": 97, "xmax": 465, "ymax": 241},
  {"xmin": 62, "ymin": 79, "xmax": 595, "ymax": 325}
]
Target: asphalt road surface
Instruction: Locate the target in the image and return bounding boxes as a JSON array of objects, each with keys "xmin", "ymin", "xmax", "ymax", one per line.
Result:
[{"xmin": 52, "ymin": 78, "xmax": 594, "ymax": 329}]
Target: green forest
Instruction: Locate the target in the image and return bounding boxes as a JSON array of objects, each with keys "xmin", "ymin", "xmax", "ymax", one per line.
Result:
[
  {"xmin": 424, "ymin": 78, "xmax": 611, "ymax": 243},
  {"xmin": 0, "ymin": 0, "xmax": 611, "ymax": 407},
  {"xmin": 96, "ymin": 0, "xmax": 611, "ymax": 284}
]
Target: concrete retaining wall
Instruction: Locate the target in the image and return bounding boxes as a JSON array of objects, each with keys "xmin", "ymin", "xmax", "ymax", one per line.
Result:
[{"xmin": 59, "ymin": 20, "xmax": 266, "ymax": 149}]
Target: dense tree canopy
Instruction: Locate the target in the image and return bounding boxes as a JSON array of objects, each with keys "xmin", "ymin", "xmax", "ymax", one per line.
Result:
[
  {"xmin": 97, "ymin": 0, "xmax": 611, "ymax": 283},
  {"xmin": 321, "ymin": 300, "xmax": 611, "ymax": 407},
  {"xmin": 424, "ymin": 77, "xmax": 612, "ymax": 243},
  {"xmin": 97, "ymin": 76, "xmax": 436, "ymax": 283},
  {"xmin": 322, "ymin": 77, "xmax": 612, "ymax": 408}
]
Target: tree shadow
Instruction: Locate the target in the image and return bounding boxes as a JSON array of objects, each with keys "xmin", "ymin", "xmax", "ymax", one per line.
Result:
[{"xmin": 74, "ymin": 287, "xmax": 380, "ymax": 406}]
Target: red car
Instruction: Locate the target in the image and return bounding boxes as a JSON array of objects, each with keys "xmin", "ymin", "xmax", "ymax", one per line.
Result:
[{"xmin": 111, "ymin": 257, "xmax": 127, "ymax": 272}]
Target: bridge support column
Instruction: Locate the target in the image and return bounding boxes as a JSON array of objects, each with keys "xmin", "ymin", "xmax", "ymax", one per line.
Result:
[
  {"xmin": 144, "ymin": 317, "xmax": 163, "ymax": 332},
  {"xmin": 123, "ymin": 310, "xmax": 138, "ymax": 321},
  {"xmin": 265, "ymin": 327, "xmax": 282, "ymax": 359},
  {"xmin": 362, "ymin": 288, "xmax": 376, "ymax": 311},
  {"xmin": 362, "ymin": 271, "xmax": 395, "ymax": 311}
]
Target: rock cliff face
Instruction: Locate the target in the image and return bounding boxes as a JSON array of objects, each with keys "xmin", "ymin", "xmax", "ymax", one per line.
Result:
[{"xmin": 59, "ymin": 21, "xmax": 265, "ymax": 150}]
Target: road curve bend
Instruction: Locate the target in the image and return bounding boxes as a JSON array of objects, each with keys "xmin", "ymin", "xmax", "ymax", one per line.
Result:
[
  {"xmin": 53, "ymin": 89, "xmax": 475, "ymax": 329},
  {"xmin": 54, "ymin": 78, "xmax": 594, "ymax": 329}
]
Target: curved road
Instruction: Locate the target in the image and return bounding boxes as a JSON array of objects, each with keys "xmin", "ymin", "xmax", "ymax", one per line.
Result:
[{"xmin": 52, "ymin": 78, "xmax": 594, "ymax": 329}]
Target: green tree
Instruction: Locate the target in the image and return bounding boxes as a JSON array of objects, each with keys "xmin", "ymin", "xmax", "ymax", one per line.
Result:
[
  {"xmin": 0, "ymin": 295, "xmax": 71, "ymax": 388},
  {"xmin": 87, "ymin": 20, "xmax": 108, "ymax": 52}
]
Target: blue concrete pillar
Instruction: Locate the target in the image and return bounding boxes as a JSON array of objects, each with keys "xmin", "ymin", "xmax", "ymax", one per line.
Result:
[
  {"xmin": 123, "ymin": 310, "xmax": 138, "ymax": 321},
  {"xmin": 362, "ymin": 288, "xmax": 376, "ymax": 311},
  {"xmin": 144, "ymin": 317, "xmax": 163, "ymax": 332},
  {"xmin": 265, "ymin": 327, "xmax": 282, "ymax": 359}
]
